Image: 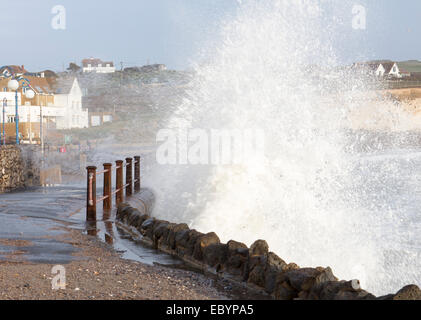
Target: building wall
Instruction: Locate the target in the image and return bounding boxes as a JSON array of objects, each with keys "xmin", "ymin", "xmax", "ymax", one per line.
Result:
[
  {"xmin": 389, "ymin": 64, "xmax": 402, "ymax": 78},
  {"xmin": 1, "ymin": 122, "xmax": 49, "ymax": 142},
  {"xmin": 0, "ymin": 103, "xmax": 64, "ymax": 129},
  {"xmin": 375, "ymin": 65, "xmax": 385, "ymax": 77},
  {"xmin": 21, "ymin": 93, "xmax": 54, "ymax": 107},
  {"xmin": 82, "ymin": 65, "xmax": 115, "ymax": 73},
  {"xmin": 0, "ymin": 91, "xmax": 21, "ymax": 108},
  {"xmin": 55, "ymin": 79, "xmax": 89, "ymax": 129},
  {"xmin": 89, "ymin": 112, "xmax": 114, "ymax": 127}
]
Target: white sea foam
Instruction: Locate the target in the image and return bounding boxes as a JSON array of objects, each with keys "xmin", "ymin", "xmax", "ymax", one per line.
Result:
[{"xmin": 145, "ymin": 0, "xmax": 421, "ymax": 295}]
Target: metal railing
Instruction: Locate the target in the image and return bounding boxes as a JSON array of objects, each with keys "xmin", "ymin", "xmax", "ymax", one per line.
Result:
[{"xmin": 86, "ymin": 155, "xmax": 141, "ymax": 221}]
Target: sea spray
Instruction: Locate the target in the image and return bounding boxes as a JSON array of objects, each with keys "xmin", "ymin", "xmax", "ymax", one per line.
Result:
[{"xmin": 144, "ymin": 0, "xmax": 421, "ymax": 295}]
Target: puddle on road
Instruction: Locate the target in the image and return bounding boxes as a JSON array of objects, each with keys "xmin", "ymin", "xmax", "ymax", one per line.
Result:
[{"xmin": 0, "ymin": 185, "xmax": 183, "ymax": 267}]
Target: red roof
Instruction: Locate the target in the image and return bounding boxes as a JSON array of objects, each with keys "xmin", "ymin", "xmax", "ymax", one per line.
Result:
[{"xmin": 0, "ymin": 65, "xmax": 28, "ymax": 75}]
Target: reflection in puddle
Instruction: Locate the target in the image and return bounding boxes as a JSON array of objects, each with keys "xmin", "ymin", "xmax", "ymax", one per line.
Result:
[
  {"xmin": 86, "ymin": 207, "xmax": 183, "ymax": 267},
  {"xmin": 0, "ymin": 185, "xmax": 184, "ymax": 267}
]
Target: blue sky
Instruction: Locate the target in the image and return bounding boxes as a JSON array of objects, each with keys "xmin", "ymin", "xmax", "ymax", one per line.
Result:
[
  {"xmin": 334, "ymin": 0, "xmax": 421, "ymax": 64},
  {"xmin": 0, "ymin": 0, "xmax": 420, "ymax": 72}
]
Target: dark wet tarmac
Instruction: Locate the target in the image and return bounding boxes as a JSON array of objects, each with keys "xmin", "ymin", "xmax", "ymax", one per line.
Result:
[{"xmin": 0, "ymin": 184, "xmax": 182, "ymax": 266}]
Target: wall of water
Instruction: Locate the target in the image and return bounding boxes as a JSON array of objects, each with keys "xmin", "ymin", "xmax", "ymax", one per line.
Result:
[{"xmin": 141, "ymin": 0, "xmax": 421, "ymax": 296}]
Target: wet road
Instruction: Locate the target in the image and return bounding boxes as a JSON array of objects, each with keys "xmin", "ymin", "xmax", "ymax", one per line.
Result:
[{"xmin": 0, "ymin": 183, "xmax": 181, "ymax": 266}]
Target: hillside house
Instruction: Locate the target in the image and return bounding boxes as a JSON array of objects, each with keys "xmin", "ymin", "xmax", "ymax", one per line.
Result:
[
  {"xmin": 374, "ymin": 62, "xmax": 395, "ymax": 77},
  {"xmin": 353, "ymin": 60, "xmax": 421, "ymax": 79},
  {"xmin": 351, "ymin": 61, "xmax": 395, "ymax": 78},
  {"xmin": 389, "ymin": 61, "xmax": 421, "ymax": 78},
  {"xmin": 82, "ymin": 58, "xmax": 115, "ymax": 73},
  {"xmin": 124, "ymin": 64, "xmax": 167, "ymax": 73}
]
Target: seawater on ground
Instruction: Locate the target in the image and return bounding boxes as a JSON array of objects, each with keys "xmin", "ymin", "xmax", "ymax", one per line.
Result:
[
  {"xmin": 0, "ymin": 183, "xmax": 183, "ymax": 266},
  {"xmin": 0, "ymin": 136, "xmax": 163, "ymax": 265},
  {"xmin": 0, "ymin": 180, "xmax": 269, "ymax": 299}
]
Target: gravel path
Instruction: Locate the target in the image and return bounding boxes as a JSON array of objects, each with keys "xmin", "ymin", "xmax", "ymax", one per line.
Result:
[{"xmin": 0, "ymin": 228, "xmax": 265, "ymax": 300}]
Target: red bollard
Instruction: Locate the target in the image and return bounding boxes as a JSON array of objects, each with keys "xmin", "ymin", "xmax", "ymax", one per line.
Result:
[
  {"xmin": 115, "ymin": 160, "xmax": 123, "ymax": 205},
  {"xmin": 86, "ymin": 166, "xmax": 97, "ymax": 222},
  {"xmin": 125, "ymin": 157, "xmax": 133, "ymax": 196},
  {"xmin": 134, "ymin": 156, "xmax": 140, "ymax": 193},
  {"xmin": 103, "ymin": 163, "xmax": 112, "ymax": 210}
]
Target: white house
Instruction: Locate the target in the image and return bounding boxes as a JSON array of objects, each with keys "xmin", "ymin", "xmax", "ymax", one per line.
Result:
[
  {"xmin": 374, "ymin": 62, "xmax": 395, "ymax": 77},
  {"xmin": 0, "ymin": 74, "xmax": 89, "ymax": 143},
  {"xmin": 388, "ymin": 63, "xmax": 400, "ymax": 78},
  {"xmin": 387, "ymin": 63, "xmax": 411, "ymax": 78},
  {"xmin": 374, "ymin": 64, "xmax": 385, "ymax": 77},
  {"xmin": 54, "ymin": 77, "xmax": 89, "ymax": 129},
  {"xmin": 82, "ymin": 58, "xmax": 115, "ymax": 73},
  {"xmin": 352, "ymin": 61, "xmax": 412, "ymax": 79}
]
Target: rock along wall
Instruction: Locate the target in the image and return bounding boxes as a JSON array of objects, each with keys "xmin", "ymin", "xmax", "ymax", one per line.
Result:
[
  {"xmin": 117, "ymin": 201, "xmax": 421, "ymax": 300},
  {"xmin": 0, "ymin": 145, "xmax": 40, "ymax": 193}
]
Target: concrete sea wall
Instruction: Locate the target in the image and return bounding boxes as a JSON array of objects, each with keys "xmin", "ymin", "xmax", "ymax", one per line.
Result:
[
  {"xmin": 0, "ymin": 145, "xmax": 40, "ymax": 193},
  {"xmin": 116, "ymin": 200, "xmax": 421, "ymax": 300}
]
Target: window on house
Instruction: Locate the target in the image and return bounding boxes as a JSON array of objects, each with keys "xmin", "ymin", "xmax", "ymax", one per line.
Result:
[
  {"xmin": 103, "ymin": 115, "xmax": 112, "ymax": 122},
  {"xmin": 91, "ymin": 116, "xmax": 100, "ymax": 126}
]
